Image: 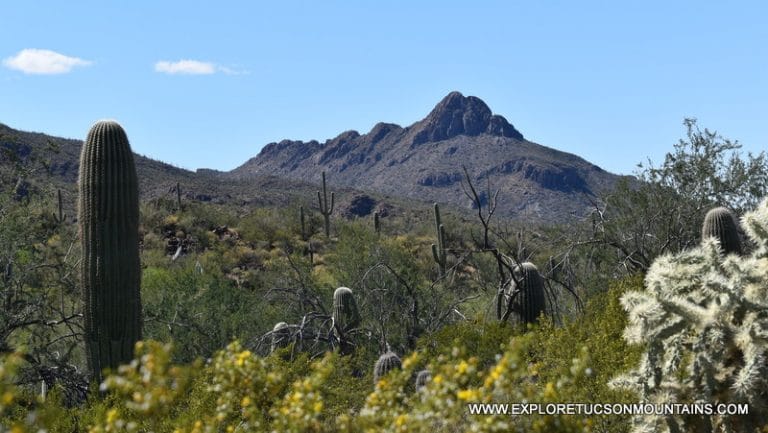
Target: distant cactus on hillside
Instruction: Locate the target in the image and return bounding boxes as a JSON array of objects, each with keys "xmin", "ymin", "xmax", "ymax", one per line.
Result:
[
  {"xmin": 54, "ymin": 188, "xmax": 65, "ymax": 224},
  {"xmin": 78, "ymin": 120, "xmax": 142, "ymax": 383},
  {"xmin": 317, "ymin": 171, "xmax": 334, "ymax": 237},
  {"xmin": 300, "ymin": 206, "xmax": 307, "ymax": 240},
  {"xmin": 431, "ymin": 203, "xmax": 447, "ymax": 274}
]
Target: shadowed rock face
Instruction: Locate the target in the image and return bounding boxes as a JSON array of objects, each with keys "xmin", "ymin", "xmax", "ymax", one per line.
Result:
[
  {"xmin": 228, "ymin": 91, "xmax": 621, "ymax": 223},
  {"xmin": 340, "ymin": 194, "xmax": 377, "ymax": 218}
]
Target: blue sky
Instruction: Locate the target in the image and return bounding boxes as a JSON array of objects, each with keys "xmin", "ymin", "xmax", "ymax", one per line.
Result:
[{"xmin": 1, "ymin": 1, "xmax": 766, "ymax": 175}]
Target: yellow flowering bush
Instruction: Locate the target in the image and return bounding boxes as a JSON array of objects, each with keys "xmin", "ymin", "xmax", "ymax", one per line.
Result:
[
  {"xmin": 89, "ymin": 341, "xmax": 197, "ymax": 433},
  {"xmin": 0, "ymin": 353, "xmax": 26, "ymax": 433},
  {"xmin": 0, "ymin": 280, "xmax": 645, "ymax": 433},
  {"xmin": 343, "ymin": 341, "xmax": 592, "ymax": 433},
  {"xmin": 270, "ymin": 353, "xmax": 334, "ymax": 433}
]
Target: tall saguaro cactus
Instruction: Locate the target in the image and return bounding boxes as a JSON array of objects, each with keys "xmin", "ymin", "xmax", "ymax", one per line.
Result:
[
  {"xmin": 317, "ymin": 171, "xmax": 334, "ymax": 237},
  {"xmin": 431, "ymin": 203, "xmax": 447, "ymax": 274},
  {"xmin": 78, "ymin": 120, "xmax": 142, "ymax": 383}
]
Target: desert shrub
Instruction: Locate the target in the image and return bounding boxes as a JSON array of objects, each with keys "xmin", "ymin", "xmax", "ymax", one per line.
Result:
[{"xmin": 142, "ymin": 262, "xmax": 269, "ymax": 362}]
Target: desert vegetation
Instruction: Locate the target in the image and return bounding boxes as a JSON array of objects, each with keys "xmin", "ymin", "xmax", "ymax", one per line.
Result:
[{"xmin": 1, "ymin": 118, "xmax": 767, "ymax": 432}]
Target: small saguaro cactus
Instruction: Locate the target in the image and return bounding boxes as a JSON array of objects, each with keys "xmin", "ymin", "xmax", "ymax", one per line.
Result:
[
  {"xmin": 415, "ymin": 369, "xmax": 432, "ymax": 391},
  {"xmin": 373, "ymin": 351, "xmax": 402, "ymax": 384},
  {"xmin": 507, "ymin": 262, "xmax": 546, "ymax": 325},
  {"xmin": 3, "ymin": 260, "xmax": 11, "ymax": 283},
  {"xmin": 54, "ymin": 188, "xmax": 66, "ymax": 224},
  {"xmin": 271, "ymin": 322, "xmax": 291, "ymax": 352},
  {"xmin": 373, "ymin": 211, "xmax": 381, "ymax": 234},
  {"xmin": 431, "ymin": 203, "xmax": 447, "ymax": 274},
  {"xmin": 300, "ymin": 206, "xmax": 307, "ymax": 240},
  {"xmin": 333, "ymin": 287, "xmax": 361, "ymax": 336},
  {"xmin": 175, "ymin": 182, "xmax": 182, "ymax": 211},
  {"xmin": 78, "ymin": 120, "xmax": 142, "ymax": 383},
  {"xmin": 317, "ymin": 171, "xmax": 335, "ymax": 237},
  {"xmin": 702, "ymin": 206, "xmax": 742, "ymax": 255}
]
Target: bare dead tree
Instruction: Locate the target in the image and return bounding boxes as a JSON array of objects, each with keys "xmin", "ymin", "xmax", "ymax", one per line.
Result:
[{"xmin": 460, "ymin": 166, "xmax": 582, "ymax": 324}]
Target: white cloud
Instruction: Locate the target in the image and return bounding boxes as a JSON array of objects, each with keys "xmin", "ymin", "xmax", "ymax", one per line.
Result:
[
  {"xmin": 154, "ymin": 59, "xmax": 249, "ymax": 75},
  {"xmin": 3, "ymin": 48, "xmax": 92, "ymax": 74},
  {"xmin": 217, "ymin": 66, "xmax": 249, "ymax": 75},
  {"xmin": 154, "ymin": 60, "xmax": 216, "ymax": 75}
]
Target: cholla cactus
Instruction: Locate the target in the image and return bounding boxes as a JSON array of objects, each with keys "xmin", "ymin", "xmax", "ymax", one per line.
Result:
[
  {"xmin": 702, "ymin": 206, "xmax": 742, "ymax": 255},
  {"xmin": 270, "ymin": 322, "xmax": 291, "ymax": 352},
  {"xmin": 610, "ymin": 198, "xmax": 768, "ymax": 432},
  {"xmin": 373, "ymin": 352, "xmax": 402, "ymax": 384},
  {"xmin": 333, "ymin": 287, "xmax": 361, "ymax": 336}
]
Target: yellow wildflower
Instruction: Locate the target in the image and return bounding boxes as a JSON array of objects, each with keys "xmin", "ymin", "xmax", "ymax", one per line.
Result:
[
  {"xmin": 395, "ymin": 414, "xmax": 408, "ymax": 427},
  {"xmin": 106, "ymin": 409, "xmax": 119, "ymax": 424},
  {"xmin": 544, "ymin": 382, "xmax": 556, "ymax": 398}
]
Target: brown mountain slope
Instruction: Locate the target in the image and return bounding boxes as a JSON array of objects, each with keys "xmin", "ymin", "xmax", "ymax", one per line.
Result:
[
  {"xmin": 229, "ymin": 92, "xmax": 622, "ymax": 222},
  {"xmin": 0, "ymin": 122, "xmax": 313, "ymax": 209},
  {"xmin": 0, "ymin": 123, "xmax": 425, "ymax": 222}
]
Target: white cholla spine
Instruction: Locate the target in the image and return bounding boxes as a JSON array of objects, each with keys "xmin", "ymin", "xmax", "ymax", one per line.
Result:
[{"xmin": 611, "ymin": 198, "xmax": 768, "ymax": 433}]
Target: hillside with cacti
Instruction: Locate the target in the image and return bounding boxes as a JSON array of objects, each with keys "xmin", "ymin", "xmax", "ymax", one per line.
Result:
[
  {"xmin": 1, "ymin": 117, "xmax": 768, "ymax": 432},
  {"xmin": 2, "ymin": 92, "xmax": 628, "ymax": 226}
]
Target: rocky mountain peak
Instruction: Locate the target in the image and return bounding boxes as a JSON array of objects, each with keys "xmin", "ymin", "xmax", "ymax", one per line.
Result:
[{"xmin": 411, "ymin": 91, "xmax": 523, "ymax": 145}]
